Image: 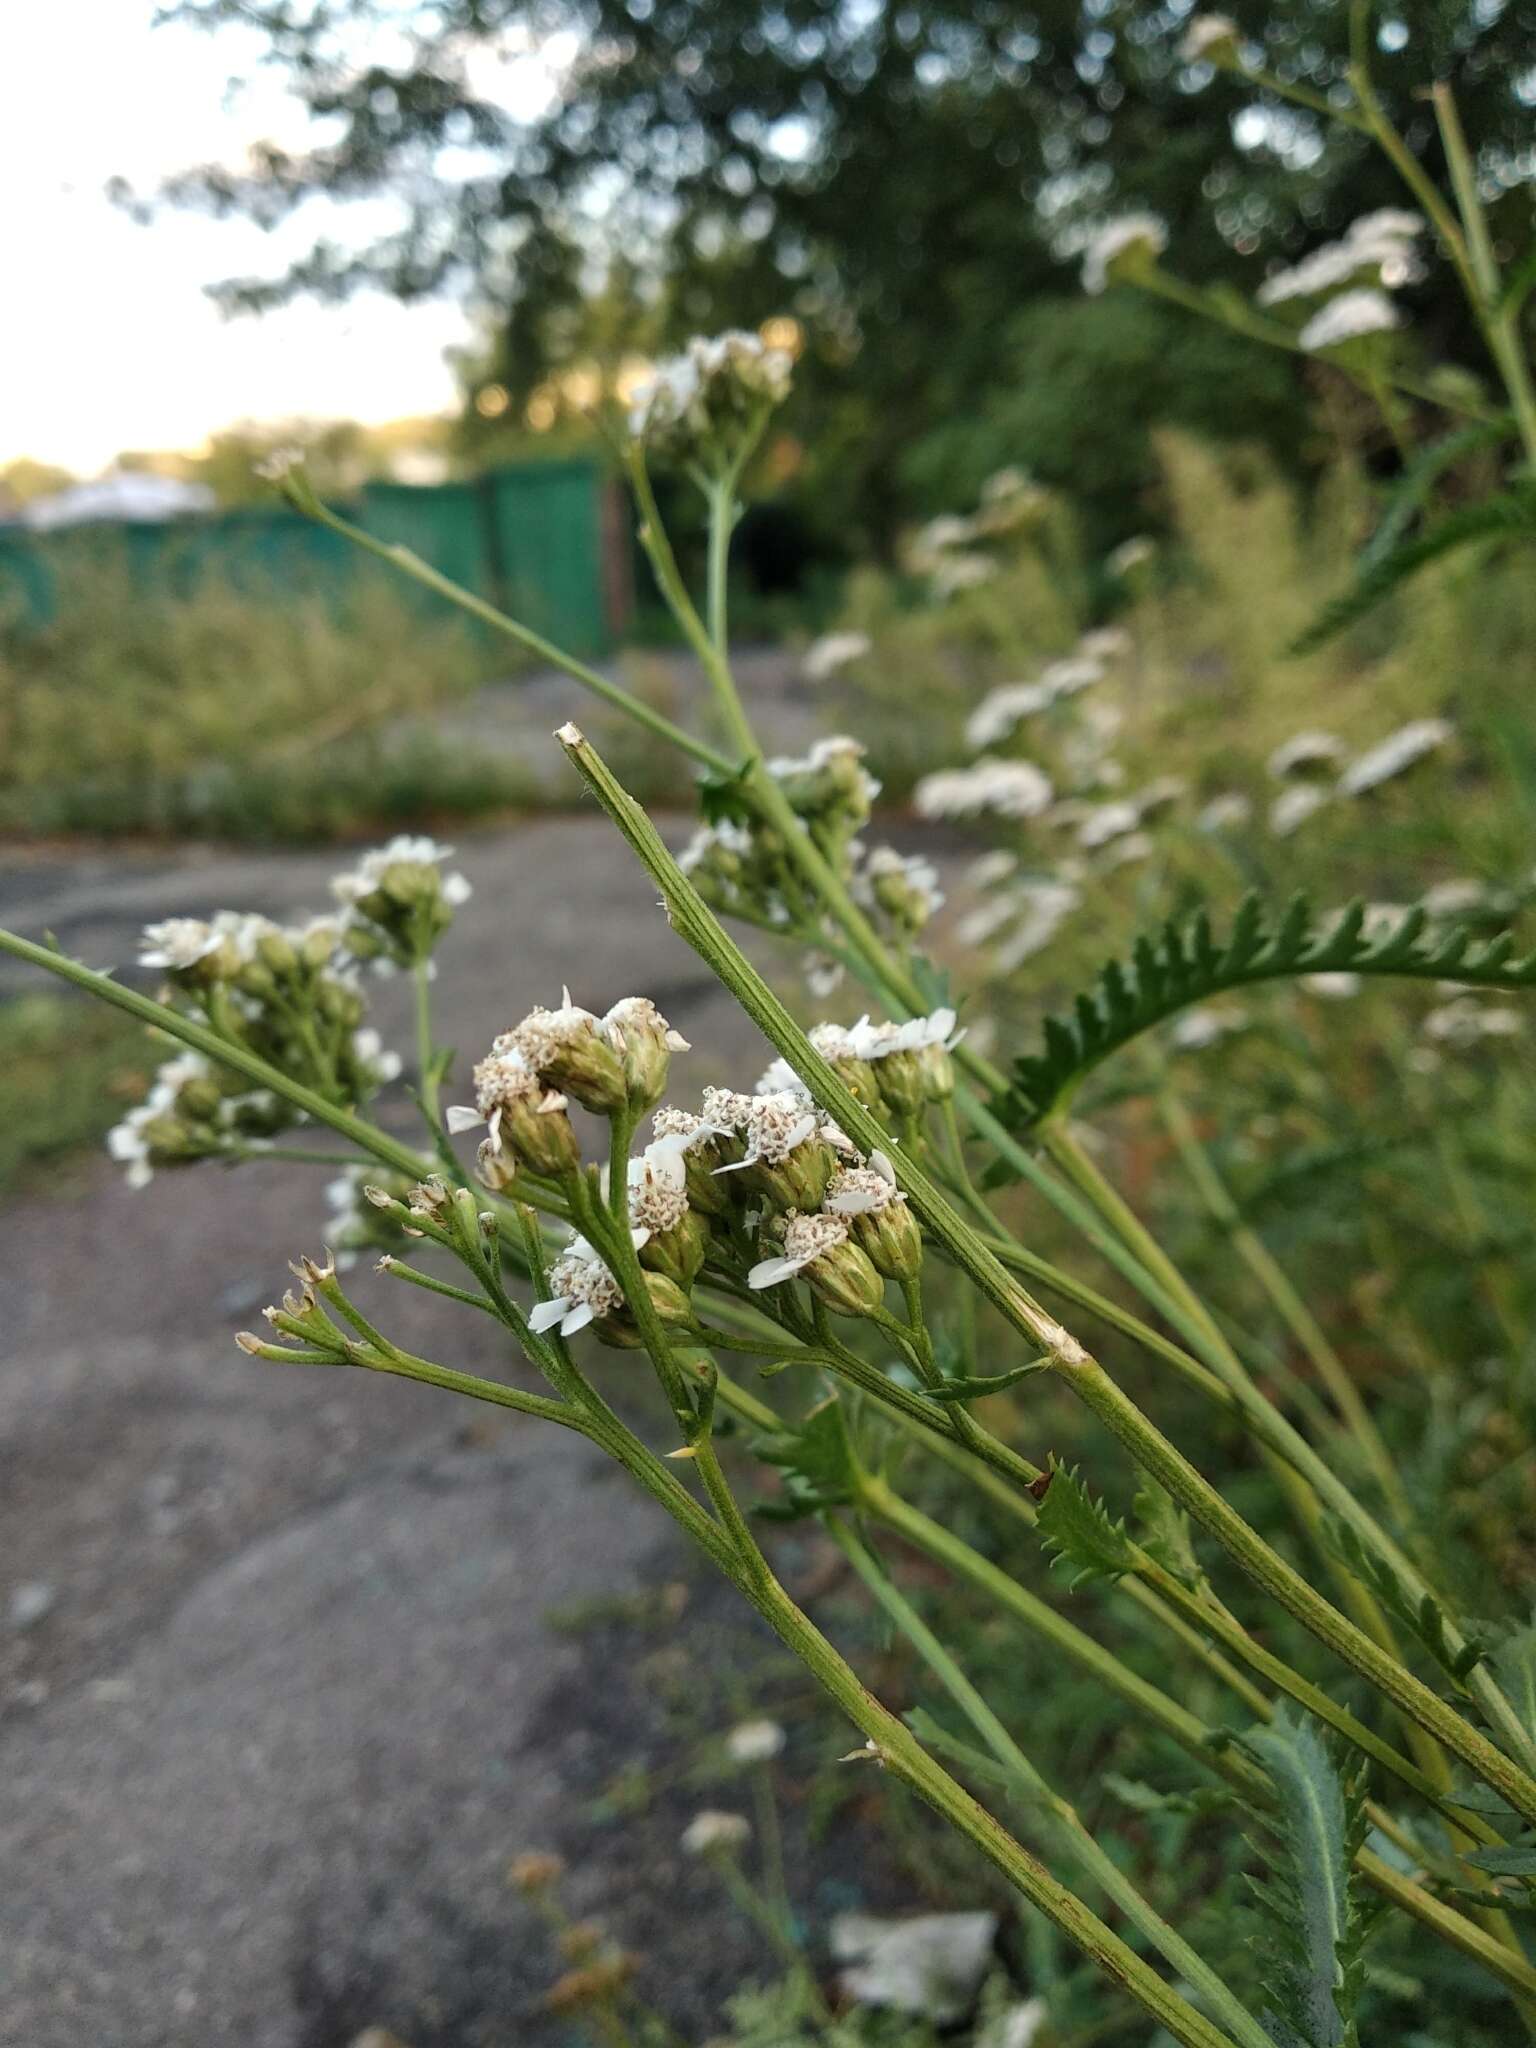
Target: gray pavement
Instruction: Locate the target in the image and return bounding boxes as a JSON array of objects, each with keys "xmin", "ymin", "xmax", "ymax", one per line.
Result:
[{"xmin": 0, "ymin": 800, "xmax": 848, "ymax": 2046}]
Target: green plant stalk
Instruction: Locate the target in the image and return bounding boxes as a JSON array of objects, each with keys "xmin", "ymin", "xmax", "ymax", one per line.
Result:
[
  {"xmin": 1151, "ymin": 1079, "xmax": 1409, "ymax": 1515},
  {"xmin": 1067, "ymin": 1357, "xmax": 1536, "ymax": 1823},
  {"xmin": 1062, "ymin": 1094, "xmax": 1536, "ymax": 1782},
  {"xmin": 1434, "ymin": 81, "xmax": 1536, "ymax": 469},
  {"xmin": 0, "ymin": 929, "xmax": 432, "ymax": 1184},
  {"xmin": 413, "ymin": 961, "xmax": 441, "ymax": 1130},
  {"xmin": 709, "ymin": 1850, "xmax": 835, "ymax": 2027},
  {"xmin": 852, "ymin": 1470, "xmax": 1536, "ymax": 2008},
  {"xmin": 829, "ymin": 1522, "xmax": 1274, "ymax": 2048},
  {"xmin": 283, "ymin": 487, "xmax": 736, "ymax": 775},
  {"xmin": 554, "ymin": 729, "xmax": 1536, "ymax": 1823}
]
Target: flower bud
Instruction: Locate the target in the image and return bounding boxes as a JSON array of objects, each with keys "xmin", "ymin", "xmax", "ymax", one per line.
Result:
[
  {"xmin": 594, "ymin": 1270, "xmax": 697, "ymax": 1348},
  {"xmin": 825, "ymin": 1165, "xmax": 923, "ymax": 1281},
  {"xmin": 871, "ymin": 1048, "xmax": 929, "ymax": 1122},
  {"xmin": 748, "ymin": 1208, "xmax": 885, "ymax": 1319},
  {"xmin": 254, "ymin": 929, "xmax": 300, "ymax": 979},
  {"xmin": 652, "ymin": 1107, "xmax": 733, "ymax": 1216},
  {"xmin": 513, "ymin": 996, "xmax": 627, "ymax": 1116},
  {"xmin": 639, "ymin": 1205, "xmax": 711, "ymax": 1290},
  {"xmin": 603, "ymin": 996, "xmax": 690, "ymax": 1113}
]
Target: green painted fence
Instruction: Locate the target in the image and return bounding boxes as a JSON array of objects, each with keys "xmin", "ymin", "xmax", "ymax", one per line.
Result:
[{"xmin": 0, "ymin": 458, "xmax": 618, "ymax": 659}]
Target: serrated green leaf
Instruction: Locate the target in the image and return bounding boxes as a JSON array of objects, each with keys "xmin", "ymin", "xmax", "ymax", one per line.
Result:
[
  {"xmin": 1037, "ymin": 1460, "xmax": 1134, "ymax": 1590},
  {"xmin": 753, "ymin": 1396, "xmax": 859, "ymax": 1520},
  {"xmin": 1134, "ymin": 1478, "xmax": 1204, "ymax": 1590},
  {"xmin": 997, "ymin": 895, "xmax": 1536, "ymax": 1131},
  {"xmin": 1465, "ymin": 1843, "xmax": 1536, "ymax": 1877},
  {"xmin": 1234, "ymin": 1711, "xmax": 1365, "ymax": 2048},
  {"xmin": 1290, "ymin": 486, "xmax": 1536, "ymax": 656},
  {"xmin": 1356, "ymin": 417, "xmax": 1516, "ymax": 575},
  {"xmin": 930, "ymin": 1356, "xmax": 1049, "ymax": 1402}
]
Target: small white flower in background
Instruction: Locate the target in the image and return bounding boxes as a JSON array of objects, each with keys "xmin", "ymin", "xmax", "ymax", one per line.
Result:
[
  {"xmin": 803, "ymin": 951, "xmax": 845, "ymax": 998},
  {"xmin": 831, "ymin": 1911, "xmax": 998, "ymax": 2024},
  {"xmin": 802, "ymin": 630, "xmax": 873, "ymax": 682},
  {"xmin": 628, "ymin": 330, "xmax": 793, "ymax": 459},
  {"xmin": 1077, "ymin": 799, "xmax": 1142, "ymax": 850},
  {"xmin": 1269, "ymin": 784, "xmax": 1330, "ymax": 837},
  {"xmin": 528, "ymin": 1235, "xmax": 626, "ymax": 1337},
  {"xmin": 966, "ymin": 849, "xmax": 1018, "ymax": 888},
  {"xmin": 1097, "ymin": 829, "xmax": 1155, "ymax": 870},
  {"xmin": 1258, "ymin": 212, "xmax": 1424, "ymax": 307},
  {"xmin": 980, "ymin": 465, "xmax": 1032, "ymax": 503},
  {"xmin": 1197, "ymin": 792, "xmax": 1253, "ymax": 832},
  {"xmin": 956, "ymin": 894, "xmax": 1022, "ymax": 948},
  {"xmin": 1107, "ymin": 535, "xmax": 1154, "ymax": 576},
  {"xmin": 991, "ymin": 880, "xmax": 1081, "ymax": 972},
  {"xmin": 681, "ymin": 1809, "xmax": 752, "ymax": 1856},
  {"xmin": 1422, "ymin": 999, "xmax": 1523, "ymax": 1046},
  {"xmin": 1340, "ymin": 718, "xmax": 1453, "ymax": 795},
  {"xmin": 352, "ymin": 1027, "xmax": 403, "ymax": 1085},
  {"xmin": 912, "ymin": 513, "xmax": 975, "ymax": 557},
  {"xmin": 976, "ymin": 2000, "xmax": 1049, "ymax": 2048},
  {"xmin": 1299, "ymin": 288, "xmax": 1401, "ymax": 352},
  {"xmin": 1170, "ymin": 1005, "xmax": 1249, "ymax": 1051},
  {"xmin": 330, "ymin": 835, "xmax": 471, "ymax": 908},
  {"xmin": 725, "ymin": 1718, "xmax": 786, "ymax": 1763},
  {"xmin": 1040, "ymin": 654, "xmax": 1105, "ymax": 699},
  {"xmin": 1268, "ymin": 730, "xmax": 1345, "ymax": 780},
  {"xmin": 138, "ymin": 917, "xmax": 226, "ymax": 972},
  {"xmin": 1351, "ymin": 207, "xmax": 1426, "ymax": 244},
  {"xmin": 1077, "ymin": 624, "xmax": 1133, "ymax": 663},
  {"xmin": 1180, "ymin": 12, "xmax": 1240, "ymax": 62},
  {"xmin": 253, "ymin": 444, "xmax": 307, "ymax": 484},
  {"xmin": 856, "ymin": 845, "xmax": 945, "ymax": 924},
  {"xmin": 1302, "ymin": 972, "xmax": 1362, "ymax": 1000},
  {"xmin": 748, "ymin": 1209, "xmax": 851, "ymax": 1290},
  {"xmin": 930, "ymin": 550, "xmax": 998, "ymax": 599},
  {"xmin": 966, "ymin": 681, "xmax": 1056, "ymax": 750},
  {"xmin": 914, "ymin": 759, "xmax": 1054, "ymax": 821},
  {"xmin": 1422, "ymin": 878, "xmax": 1488, "ymax": 919},
  {"xmin": 1081, "ymin": 214, "xmax": 1168, "ymax": 295}
]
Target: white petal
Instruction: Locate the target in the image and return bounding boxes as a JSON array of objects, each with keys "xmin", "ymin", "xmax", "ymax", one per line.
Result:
[
  {"xmin": 629, "ymin": 1225, "xmax": 653, "ymax": 1250},
  {"xmin": 869, "ymin": 1150, "xmax": 897, "ymax": 1186},
  {"xmin": 561, "ymin": 1301, "xmax": 596, "ymax": 1335},
  {"xmin": 126, "ymin": 1159, "xmax": 154, "ymax": 1190},
  {"xmin": 786, "ymin": 1113, "xmax": 818, "ymax": 1151},
  {"xmin": 664, "ymin": 1029, "xmax": 691, "ymax": 1050},
  {"xmin": 825, "ymin": 1188, "xmax": 882, "ymax": 1215},
  {"xmin": 528, "ymin": 1297, "xmax": 570, "ymax": 1333},
  {"xmin": 714, "ymin": 1157, "xmax": 754, "ymax": 1175},
  {"xmin": 748, "ymin": 1255, "xmax": 810, "ymax": 1289},
  {"xmin": 442, "ymin": 873, "xmax": 473, "ymax": 905},
  {"xmin": 444, "ymin": 1104, "xmax": 483, "ymax": 1134}
]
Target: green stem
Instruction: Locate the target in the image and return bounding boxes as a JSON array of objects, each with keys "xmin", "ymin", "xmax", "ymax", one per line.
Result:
[
  {"xmin": 831, "ymin": 1523, "xmax": 1273, "ymax": 2048},
  {"xmin": 291, "ymin": 488, "xmax": 735, "ymax": 774},
  {"xmin": 0, "ymin": 928, "xmax": 431, "ymax": 1184},
  {"xmin": 413, "ymin": 961, "xmax": 441, "ymax": 1131},
  {"xmin": 1151, "ymin": 1080, "xmax": 1411, "ymax": 1523},
  {"xmin": 1067, "ymin": 1356, "xmax": 1536, "ymax": 1827},
  {"xmin": 553, "ymin": 731, "xmax": 1536, "ymax": 1818}
]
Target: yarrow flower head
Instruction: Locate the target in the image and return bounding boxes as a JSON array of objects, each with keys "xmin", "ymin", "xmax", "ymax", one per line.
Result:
[
  {"xmin": 726, "ymin": 1718, "xmax": 787, "ymax": 1763},
  {"xmin": 914, "ymin": 758, "xmax": 1053, "ymax": 821},
  {"xmin": 1339, "ymin": 718, "xmax": 1453, "ymax": 795},
  {"xmin": 1298, "ymin": 288, "xmax": 1401, "ymax": 353},
  {"xmin": 1270, "ymin": 784, "xmax": 1330, "ymax": 837},
  {"xmin": 748, "ymin": 1207, "xmax": 884, "ymax": 1317},
  {"xmin": 857, "ymin": 845, "xmax": 944, "ymax": 934},
  {"xmin": 769, "ymin": 735, "xmax": 881, "ymax": 832},
  {"xmin": 803, "ymin": 630, "xmax": 872, "ymax": 683},
  {"xmin": 529, "ymin": 1234, "xmax": 626, "ymax": 1338},
  {"xmin": 628, "ymin": 330, "xmax": 793, "ymax": 469},
  {"xmin": 1268, "ymin": 730, "xmax": 1345, "ymax": 780},
  {"xmin": 1082, "ymin": 214, "xmax": 1167, "ymax": 295},
  {"xmin": 446, "ymin": 1045, "xmax": 579, "ymax": 1179},
  {"xmin": 1259, "ymin": 213, "xmax": 1424, "ymax": 310},
  {"xmin": 681, "ymin": 1810, "xmax": 752, "ymax": 1856},
  {"xmin": 1180, "ymin": 13, "xmax": 1240, "ymax": 63},
  {"xmin": 330, "ymin": 835, "xmax": 471, "ymax": 969},
  {"xmin": 503, "ymin": 989, "xmax": 687, "ymax": 1116}
]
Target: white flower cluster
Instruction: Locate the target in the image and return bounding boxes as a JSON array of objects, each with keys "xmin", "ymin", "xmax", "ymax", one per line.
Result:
[
  {"xmin": 901, "ymin": 471, "xmax": 1048, "ymax": 602},
  {"xmin": 965, "ymin": 653, "xmax": 1107, "ymax": 750},
  {"xmin": 802, "ymin": 629, "xmax": 873, "ymax": 683},
  {"xmin": 1298, "ymin": 288, "xmax": 1401, "ymax": 353},
  {"xmin": 914, "ymin": 758, "xmax": 1054, "ymax": 821},
  {"xmin": 628, "ymin": 330, "xmax": 793, "ymax": 464},
  {"xmin": 1081, "ymin": 214, "xmax": 1168, "ymax": 295},
  {"xmin": 1258, "ymin": 211, "xmax": 1424, "ymax": 312},
  {"xmin": 1261, "ymin": 718, "xmax": 1455, "ymax": 835}
]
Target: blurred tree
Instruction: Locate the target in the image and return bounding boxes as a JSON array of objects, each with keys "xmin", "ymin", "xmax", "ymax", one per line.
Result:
[
  {"xmin": 146, "ymin": 1, "xmax": 1536, "ymax": 544},
  {"xmin": 0, "ymin": 459, "xmax": 75, "ymax": 509}
]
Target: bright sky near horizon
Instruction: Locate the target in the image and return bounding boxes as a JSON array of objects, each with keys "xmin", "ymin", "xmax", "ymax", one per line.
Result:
[{"xmin": 1, "ymin": 3, "xmax": 537, "ymax": 474}]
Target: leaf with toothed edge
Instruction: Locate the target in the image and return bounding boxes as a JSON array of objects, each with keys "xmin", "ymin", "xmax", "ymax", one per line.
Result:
[
  {"xmin": 1036, "ymin": 1458, "xmax": 1134, "ymax": 1590},
  {"xmin": 994, "ymin": 893, "xmax": 1536, "ymax": 1136}
]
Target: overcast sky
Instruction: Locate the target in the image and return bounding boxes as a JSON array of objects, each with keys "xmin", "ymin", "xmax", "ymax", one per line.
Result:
[{"xmin": 1, "ymin": 4, "xmax": 560, "ymax": 473}]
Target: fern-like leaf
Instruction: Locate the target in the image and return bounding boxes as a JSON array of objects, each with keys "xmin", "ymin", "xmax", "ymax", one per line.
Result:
[
  {"xmin": 1318, "ymin": 1518, "xmax": 1487, "ymax": 1691},
  {"xmin": 1233, "ymin": 1713, "xmax": 1371, "ymax": 2048},
  {"xmin": 999, "ymin": 893, "xmax": 1536, "ymax": 1132},
  {"xmin": 1290, "ymin": 484, "xmax": 1536, "ymax": 655},
  {"xmin": 1036, "ymin": 1459, "xmax": 1134, "ymax": 1590}
]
